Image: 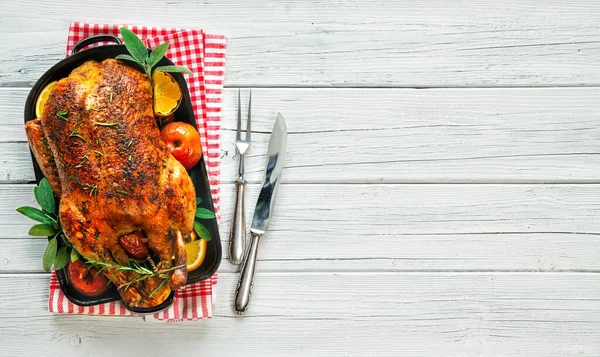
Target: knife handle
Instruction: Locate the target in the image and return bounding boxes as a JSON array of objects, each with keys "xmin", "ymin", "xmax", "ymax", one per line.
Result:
[
  {"xmin": 233, "ymin": 232, "xmax": 261, "ymax": 315},
  {"xmin": 228, "ymin": 178, "xmax": 246, "ymax": 265}
]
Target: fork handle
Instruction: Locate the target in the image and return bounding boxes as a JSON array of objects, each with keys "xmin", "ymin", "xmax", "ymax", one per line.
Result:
[
  {"xmin": 234, "ymin": 232, "xmax": 261, "ymax": 314},
  {"xmin": 229, "ymin": 177, "xmax": 247, "ymax": 265}
]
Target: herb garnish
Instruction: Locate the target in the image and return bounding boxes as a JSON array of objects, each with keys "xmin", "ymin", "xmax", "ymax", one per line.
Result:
[
  {"xmin": 94, "ymin": 150, "xmax": 104, "ymax": 156},
  {"xmin": 69, "ymin": 119, "xmax": 86, "ymax": 142},
  {"xmin": 109, "ymin": 92, "xmax": 113, "ymax": 103},
  {"xmin": 75, "ymin": 155, "xmax": 90, "ymax": 168},
  {"xmin": 85, "ymin": 255, "xmax": 184, "ymax": 296},
  {"xmin": 93, "ymin": 121, "xmax": 119, "ymax": 127},
  {"xmin": 57, "ymin": 109, "xmax": 68, "ymax": 121},
  {"xmin": 115, "ymin": 28, "xmax": 192, "ymax": 83},
  {"xmin": 84, "ymin": 183, "xmax": 99, "ymax": 202},
  {"xmin": 115, "ymin": 189, "xmax": 128, "ymax": 195},
  {"xmin": 16, "ymin": 178, "xmax": 74, "ymax": 271},
  {"xmin": 193, "ymin": 197, "xmax": 215, "ymax": 241}
]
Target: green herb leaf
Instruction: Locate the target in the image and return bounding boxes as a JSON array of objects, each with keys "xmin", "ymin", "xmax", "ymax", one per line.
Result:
[
  {"xmin": 16, "ymin": 206, "xmax": 52, "ymax": 223},
  {"xmin": 148, "ymin": 43, "xmax": 169, "ymax": 68},
  {"xmin": 196, "ymin": 197, "xmax": 202, "ymax": 206},
  {"xmin": 193, "ymin": 221, "xmax": 212, "ymax": 241},
  {"xmin": 155, "ymin": 65, "xmax": 193, "ymax": 75},
  {"xmin": 42, "ymin": 238, "xmax": 57, "ymax": 272},
  {"xmin": 34, "ymin": 178, "xmax": 55, "ymax": 213},
  {"xmin": 70, "ymin": 248, "xmax": 80, "ymax": 263},
  {"xmin": 195, "ymin": 207, "xmax": 216, "ymax": 219},
  {"xmin": 149, "ymin": 279, "xmax": 167, "ymax": 298},
  {"xmin": 92, "ymin": 121, "xmax": 119, "ymax": 127},
  {"xmin": 44, "ymin": 217, "xmax": 59, "ymax": 229},
  {"xmin": 54, "ymin": 246, "xmax": 70, "ymax": 271},
  {"xmin": 28, "ymin": 224, "xmax": 58, "ymax": 237},
  {"xmin": 115, "ymin": 54, "xmax": 138, "ymax": 63},
  {"xmin": 57, "ymin": 109, "xmax": 69, "ymax": 121},
  {"xmin": 119, "ymin": 28, "xmax": 149, "ymax": 64},
  {"xmin": 60, "ymin": 233, "xmax": 72, "ymax": 249}
]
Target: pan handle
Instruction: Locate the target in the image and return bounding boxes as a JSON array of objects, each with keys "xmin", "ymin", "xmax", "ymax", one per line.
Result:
[{"xmin": 71, "ymin": 35, "xmax": 122, "ymax": 55}]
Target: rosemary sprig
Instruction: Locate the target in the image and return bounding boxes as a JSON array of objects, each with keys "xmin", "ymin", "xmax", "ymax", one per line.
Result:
[
  {"xmin": 69, "ymin": 119, "xmax": 86, "ymax": 142},
  {"xmin": 85, "ymin": 255, "xmax": 183, "ymax": 296},
  {"xmin": 149, "ymin": 280, "xmax": 168, "ymax": 298},
  {"xmin": 83, "ymin": 183, "xmax": 99, "ymax": 202},
  {"xmin": 57, "ymin": 109, "xmax": 68, "ymax": 121},
  {"xmin": 75, "ymin": 155, "xmax": 90, "ymax": 168},
  {"xmin": 93, "ymin": 121, "xmax": 119, "ymax": 127},
  {"xmin": 94, "ymin": 150, "xmax": 103, "ymax": 157},
  {"xmin": 115, "ymin": 189, "xmax": 128, "ymax": 195},
  {"xmin": 109, "ymin": 92, "xmax": 114, "ymax": 103}
]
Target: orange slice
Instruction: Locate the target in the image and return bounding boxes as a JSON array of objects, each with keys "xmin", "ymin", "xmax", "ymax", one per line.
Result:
[
  {"xmin": 35, "ymin": 81, "xmax": 57, "ymax": 117},
  {"xmin": 185, "ymin": 238, "xmax": 207, "ymax": 272},
  {"xmin": 152, "ymin": 72, "xmax": 182, "ymax": 117}
]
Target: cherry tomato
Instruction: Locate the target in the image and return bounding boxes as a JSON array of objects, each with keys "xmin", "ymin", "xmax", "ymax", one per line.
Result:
[
  {"xmin": 160, "ymin": 122, "xmax": 202, "ymax": 170},
  {"xmin": 67, "ymin": 259, "xmax": 110, "ymax": 297}
]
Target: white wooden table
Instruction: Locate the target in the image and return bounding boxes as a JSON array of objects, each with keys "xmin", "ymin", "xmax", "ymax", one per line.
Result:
[{"xmin": 1, "ymin": 1, "xmax": 599, "ymax": 356}]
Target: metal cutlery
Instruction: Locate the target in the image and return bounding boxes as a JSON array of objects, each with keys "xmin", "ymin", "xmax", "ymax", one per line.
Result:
[
  {"xmin": 229, "ymin": 90, "xmax": 252, "ymax": 265},
  {"xmin": 233, "ymin": 112, "xmax": 287, "ymax": 315}
]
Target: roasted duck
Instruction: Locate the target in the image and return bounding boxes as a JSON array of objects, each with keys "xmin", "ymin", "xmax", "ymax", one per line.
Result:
[{"xmin": 25, "ymin": 59, "xmax": 195, "ymax": 308}]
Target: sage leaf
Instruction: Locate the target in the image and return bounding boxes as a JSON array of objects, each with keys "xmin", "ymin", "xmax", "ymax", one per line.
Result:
[
  {"xmin": 16, "ymin": 206, "xmax": 52, "ymax": 223},
  {"xmin": 115, "ymin": 54, "xmax": 138, "ymax": 63},
  {"xmin": 34, "ymin": 178, "xmax": 55, "ymax": 213},
  {"xmin": 54, "ymin": 246, "xmax": 69, "ymax": 271},
  {"xmin": 155, "ymin": 65, "xmax": 193, "ymax": 75},
  {"xmin": 42, "ymin": 238, "xmax": 57, "ymax": 272},
  {"xmin": 70, "ymin": 248, "xmax": 80, "ymax": 263},
  {"xmin": 148, "ymin": 42, "xmax": 169, "ymax": 68},
  {"xmin": 193, "ymin": 221, "xmax": 212, "ymax": 241},
  {"xmin": 43, "ymin": 216, "xmax": 58, "ymax": 229},
  {"xmin": 28, "ymin": 224, "xmax": 58, "ymax": 237},
  {"xmin": 60, "ymin": 233, "xmax": 72, "ymax": 249},
  {"xmin": 119, "ymin": 28, "xmax": 148, "ymax": 63},
  {"xmin": 195, "ymin": 207, "xmax": 216, "ymax": 219}
]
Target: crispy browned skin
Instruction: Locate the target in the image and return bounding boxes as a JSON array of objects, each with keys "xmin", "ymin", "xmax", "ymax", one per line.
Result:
[
  {"xmin": 30, "ymin": 59, "xmax": 194, "ymax": 308},
  {"xmin": 25, "ymin": 119, "xmax": 62, "ymax": 196}
]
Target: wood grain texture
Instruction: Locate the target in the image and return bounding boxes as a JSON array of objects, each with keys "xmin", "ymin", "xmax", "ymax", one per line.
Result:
[
  {"xmin": 0, "ymin": 273, "xmax": 598, "ymax": 356},
  {"xmin": 3, "ymin": 87, "xmax": 600, "ymax": 184},
  {"xmin": 1, "ymin": 1, "xmax": 600, "ymax": 87},
  {"xmin": 2, "ymin": 0, "xmax": 600, "ymax": 354},
  {"xmin": 3, "ymin": 183, "xmax": 599, "ymax": 272}
]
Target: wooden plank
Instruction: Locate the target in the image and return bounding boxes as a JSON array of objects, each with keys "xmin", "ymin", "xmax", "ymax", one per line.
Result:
[
  {"xmin": 1, "ymin": 1, "xmax": 600, "ymax": 87},
  {"xmin": 0, "ymin": 272, "xmax": 598, "ymax": 356},
  {"xmin": 3, "ymin": 183, "xmax": 600, "ymax": 272},
  {"xmin": 3, "ymin": 87, "xmax": 600, "ymax": 184}
]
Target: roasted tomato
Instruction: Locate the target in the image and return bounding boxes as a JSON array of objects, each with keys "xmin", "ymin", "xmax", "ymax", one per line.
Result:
[
  {"xmin": 160, "ymin": 122, "xmax": 202, "ymax": 170},
  {"xmin": 119, "ymin": 231, "xmax": 149, "ymax": 259},
  {"xmin": 67, "ymin": 259, "xmax": 110, "ymax": 297}
]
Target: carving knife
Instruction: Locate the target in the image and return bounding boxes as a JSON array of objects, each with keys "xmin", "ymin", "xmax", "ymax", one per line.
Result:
[{"xmin": 233, "ymin": 112, "xmax": 287, "ymax": 315}]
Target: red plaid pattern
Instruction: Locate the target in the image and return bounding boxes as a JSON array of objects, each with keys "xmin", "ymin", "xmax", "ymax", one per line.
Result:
[{"xmin": 48, "ymin": 22, "xmax": 226, "ymax": 321}]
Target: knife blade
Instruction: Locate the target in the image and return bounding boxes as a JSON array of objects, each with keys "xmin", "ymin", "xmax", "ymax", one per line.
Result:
[{"xmin": 233, "ymin": 112, "xmax": 287, "ymax": 315}]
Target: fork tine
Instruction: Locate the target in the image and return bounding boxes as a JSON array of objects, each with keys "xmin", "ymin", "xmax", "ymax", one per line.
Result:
[
  {"xmin": 246, "ymin": 90, "xmax": 251, "ymax": 142},
  {"xmin": 236, "ymin": 89, "xmax": 242, "ymax": 140}
]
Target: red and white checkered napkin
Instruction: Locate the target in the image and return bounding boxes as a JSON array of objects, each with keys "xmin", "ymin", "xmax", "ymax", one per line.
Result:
[{"xmin": 48, "ymin": 22, "xmax": 227, "ymax": 321}]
